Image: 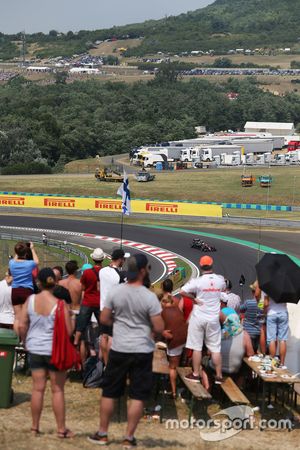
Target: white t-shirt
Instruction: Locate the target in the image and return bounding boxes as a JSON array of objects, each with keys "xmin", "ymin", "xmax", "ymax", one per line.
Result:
[
  {"xmin": 220, "ymin": 292, "xmax": 241, "ymax": 313},
  {"xmin": 0, "ymin": 279, "xmax": 14, "ymax": 324},
  {"xmin": 182, "ymin": 273, "xmax": 226, "ymax": 321},
  {"xmin": 99, "ymin": 266, "xmax": 120, "ymax": 311}
]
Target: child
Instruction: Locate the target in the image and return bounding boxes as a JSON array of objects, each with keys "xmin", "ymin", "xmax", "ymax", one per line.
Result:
[
  {"xmin": 240, "ymin": 282, "xmax": 263, "ymax": 353},
  {"xmin": 159, "ymin": 279, "xmax": 187, "ymax": 399}
]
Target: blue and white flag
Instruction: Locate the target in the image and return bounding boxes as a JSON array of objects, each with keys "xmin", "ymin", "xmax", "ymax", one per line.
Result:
[{"xmin": 117, "ymin": 171, "xmax": 131, "ymax": 216}]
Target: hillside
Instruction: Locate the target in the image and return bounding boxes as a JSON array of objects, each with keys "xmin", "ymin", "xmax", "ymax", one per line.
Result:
[{"xmin": 1, "ymin": 0, "xmax": 300, "ymax": 60}]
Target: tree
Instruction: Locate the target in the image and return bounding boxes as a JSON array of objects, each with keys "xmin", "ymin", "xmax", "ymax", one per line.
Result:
[
  {"xmin": 55, "ymin": 71, "xmax": 68, "ymax": 85},
  {"xmin": 154, "ymin": 62, "xmax": 181, "ymax": 84},
  {"xmin": 49, "ymin": 30, "xmax": 58, "ymax": 37}
]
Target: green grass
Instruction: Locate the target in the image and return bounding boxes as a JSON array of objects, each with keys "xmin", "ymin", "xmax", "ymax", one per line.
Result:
[
  {"xmin": 1, "ymin": 166, "xmax": 300, "ymax": 206},
  {"xmin": 0, "ymin": 241, "xmax": 84, "ymax": 278}
]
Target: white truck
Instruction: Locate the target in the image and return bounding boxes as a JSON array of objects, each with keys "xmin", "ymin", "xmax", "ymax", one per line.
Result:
[
  {"xmin": 180, "ymin": 147, "xmax": 194, "ymax": 162},
  {"xmin": 245, "ymin": 153, "xmax": 255, "ymax": 165},
  {"xmin": 143, "ymin": 146, "xmax": 182, "ymax": 160},
  {"xmin": 275, "ymin": 154, "xmax": 286, "ymax": 165},
  {"xmin": 142, "ymin": 153, "xmax": 166, "ymax": 168},
  {"xmin": 191, "ymin": 148, "xmax": 202, "ymax": 162},
  {"xmin": 290, "ymin": 150, "xmax": 300, "ymax": 164},
  {"xmin": 232, "ymin": 151, "xmax": 242, "ymax": 165},
  {"xmin": 201, "ymin": 145, "xmax": 242, "ymax": 162},
  {"xmin": 221, "ymin": 153, "xmax": 235, "ymax": 165},
  {"xmin": 256, "ymin": 154, "xmax": 266, "ymax": 165}
]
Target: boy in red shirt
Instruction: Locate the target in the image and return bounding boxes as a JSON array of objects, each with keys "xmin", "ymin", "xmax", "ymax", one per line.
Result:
[{"xmin": 74, "ymin": 248, "xmax": 104, "ymax": 347}]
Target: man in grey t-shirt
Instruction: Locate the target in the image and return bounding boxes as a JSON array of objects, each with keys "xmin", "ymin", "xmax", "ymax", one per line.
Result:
[{"xmin": 88, "ymin": 253, "xmax": 164, "ymax": 447}]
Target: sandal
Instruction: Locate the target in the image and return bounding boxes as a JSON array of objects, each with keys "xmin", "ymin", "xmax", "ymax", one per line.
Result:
[
  {"xmin": 57, "ymin": 429, "xmax": 74, "ymax": 439},
  {"xmin": 31, "ymin": 428, "xmax": 40, "ymax": 436}
]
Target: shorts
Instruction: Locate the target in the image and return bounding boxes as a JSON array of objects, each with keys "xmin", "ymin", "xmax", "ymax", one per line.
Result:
[
  {"xmin": 76, "ymin": 305, "xmax": 100, "ymax": 333},
  {"xmin": 186, "ymin": 315, "xmax": 221, "ymax": 353},
  {"xmin": 99, "ymin": 323, "xmax": 113, "ymax": 337},
  {"xmin": 101, "ymin": 350, "xmax": 153, "ymax": 401},
  {"xmin": 167, "ymin": 344, "xmax": 185, "ymax": 357},
  {"xmin": 86, "ymin": 323, "xmax": 100, "ymax": 349},
  {"xmin": 267, "ymin": 311, "xmax": 289, "ymax": 343},
  {"xmin": 28, "ymin": 353, "xmax": 58, "ymax": 372},
  {"xmin": 250, "ymin": 335, "xmax": 260, "ymax": 353},
  {"xmin": 11, "ymin": 288, "xmax": 33, "ymax": 306}
]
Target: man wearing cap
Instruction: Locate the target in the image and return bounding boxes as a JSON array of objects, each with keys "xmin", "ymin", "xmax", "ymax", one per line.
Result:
[
  {"xmin": 180, "ymin": 255, "xmax": 226, "ymax": 384},
  {"xmin": 99, "ymin": 248, "xmax": 127, "ymax": 365},
  {"xmin": 88, "ymin": 253, "xmax": 164, "ymax": 447},
  {"xmin": 74, "ymin": 248, "xmax": 105, "ymax": 349},
  {"xmin": 220, "ymin": 279, "xmax": 241, "ymax": 314}
]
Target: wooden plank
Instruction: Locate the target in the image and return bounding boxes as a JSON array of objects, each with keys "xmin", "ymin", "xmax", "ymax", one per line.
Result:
[
  {"xmin": 221, "ymin": 377, "xmax": 250, "ymax": 404},
  {"xmin": 177, "ymin": 367, "xmax": 211, "ymax": 400},
  {"xmin": 152, "ymin": 349, "xmax": 169, "ymax": 375}
]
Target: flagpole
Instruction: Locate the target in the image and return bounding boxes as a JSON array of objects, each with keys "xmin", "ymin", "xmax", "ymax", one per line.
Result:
[
  {"xmin": 120, "ymin": 211, "xmax": 124, "ymax": 249},
  {"xmin": 117, "ymin": 171, "xmax": 130, "ymax": 250}
]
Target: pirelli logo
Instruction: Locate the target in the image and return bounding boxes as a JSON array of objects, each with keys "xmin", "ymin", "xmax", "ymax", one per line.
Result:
[
  {"xmin": 0, "ymin": 196, "xmax": 25, "ymax": 206},
  {"xmin": 146, "ymin": 202, "xmax": 178, "ymax": 214},
  {"xmin": 44, "ymin": 198, "xmax": 75, "ymax": 208},
  {"xmin": 95, "ymin": 200, "xmax": 122, "ymax": 210}
]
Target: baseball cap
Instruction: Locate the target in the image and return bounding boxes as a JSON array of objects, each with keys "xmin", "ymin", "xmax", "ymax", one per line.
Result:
[
  {"xmin": 126, "ymin": 253, "xmax": 149, "ymax": 281},
  {"xmin": 81, "ymin": 263, "xmax": 93, "ymax": 272},
  {"xmin": 199, "ymin": 255, "xmax": 213, "ymax": 267},
  {"xmin": 111, "ymin": 248, "xmax": 130, "ymax": 260},
  {"xmin": 221, "ymin": 295, "xmax": 228, "ymax": 304},
  {"xmin": 90, "ymin": 248, "xmax": 105, "ymax": 261}
]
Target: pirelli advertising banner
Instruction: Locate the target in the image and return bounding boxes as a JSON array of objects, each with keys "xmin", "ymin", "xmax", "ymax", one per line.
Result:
[{"xmin": 0, "ymin": 194, "xmax": 222, "ymax": 217}]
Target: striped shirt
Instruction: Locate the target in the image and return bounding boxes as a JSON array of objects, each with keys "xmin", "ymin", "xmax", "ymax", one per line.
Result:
[{"xmin": 240, "ymin": 299, "xmax": 262, "ymax": 337}]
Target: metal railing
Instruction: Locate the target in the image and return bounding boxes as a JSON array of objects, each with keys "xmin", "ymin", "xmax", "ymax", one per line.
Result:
[{"xmin": 0, "ymin": 233, "xmax": 88, "ymax": 268}]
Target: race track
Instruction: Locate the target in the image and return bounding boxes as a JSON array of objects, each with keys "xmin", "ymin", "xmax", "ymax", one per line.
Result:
[{"xmin": 3, "ymin": 215, "xmax": 299, "ymax": 298}]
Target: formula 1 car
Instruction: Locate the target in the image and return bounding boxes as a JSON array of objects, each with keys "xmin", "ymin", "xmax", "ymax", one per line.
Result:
[{"xmin": 191, "ymin": 238, "xmax": 216, "ymax": 252}]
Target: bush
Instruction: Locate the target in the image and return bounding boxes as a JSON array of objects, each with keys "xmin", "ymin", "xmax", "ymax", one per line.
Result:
[{"xmin": 1, "ymin": 163, "xmax": 52, "ymax": 175}]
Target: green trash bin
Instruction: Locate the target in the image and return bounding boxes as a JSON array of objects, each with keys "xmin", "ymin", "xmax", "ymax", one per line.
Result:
[{"xmin": 0, "ymin": 328, "xmax": 19, "ymax": 408}]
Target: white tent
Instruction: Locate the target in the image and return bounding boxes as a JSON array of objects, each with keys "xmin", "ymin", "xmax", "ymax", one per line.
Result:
[{"xmin": 245, "ymin": 121, "xmax": 295, "ymax": 136}]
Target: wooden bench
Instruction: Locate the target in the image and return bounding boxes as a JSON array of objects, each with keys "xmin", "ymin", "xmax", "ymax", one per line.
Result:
[
  {"xmin": 152, "ymin": 348, "xmax": 170, "ymax": 423},
  {"xmin": 220, "ymin": 377, "xmax": 250, "ymax": 405},
  {"xmin": 177, "ymin": 367, "xmax": 212, "ymax": 423},
  {"xmin": 153, "ymin": 348, "xmax": 169, "ymax": 375}
]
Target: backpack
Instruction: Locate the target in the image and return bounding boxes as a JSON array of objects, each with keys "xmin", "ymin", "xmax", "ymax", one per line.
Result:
[
  {"xmin": 82, "ymin": 355, "xmax": 104, "ymax": 388},
  {"xmin": 112, "ymin": 267, "xmax": 126, "ymax": 283}
]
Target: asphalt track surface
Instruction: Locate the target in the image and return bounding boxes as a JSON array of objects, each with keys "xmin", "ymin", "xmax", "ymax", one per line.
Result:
[{"xmin": 2, "ymin": 215, "xmax": 300, "ymax": 297}]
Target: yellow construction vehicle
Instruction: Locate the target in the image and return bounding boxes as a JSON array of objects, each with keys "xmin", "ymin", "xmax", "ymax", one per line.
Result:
[
  {"xmin": 241, "ymin": 174, "xmax": 255, "ymax": 187},
  {"xmin": 95, "ymin": 166, "xmax": 124, "ymax": 182}
]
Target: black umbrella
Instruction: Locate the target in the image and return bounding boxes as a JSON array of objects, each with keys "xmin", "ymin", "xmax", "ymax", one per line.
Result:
[{"xmin": 255, "ymin": 253, "xmax": 300, "ymax": 304}]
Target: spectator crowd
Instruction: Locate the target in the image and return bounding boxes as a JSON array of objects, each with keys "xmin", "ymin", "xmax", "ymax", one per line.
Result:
[{"xmin": 0, "ymin": 241, "xmax": 290, "ymax": 447}]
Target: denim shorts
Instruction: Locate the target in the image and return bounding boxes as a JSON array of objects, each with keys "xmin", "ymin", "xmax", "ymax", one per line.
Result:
[
  {"xmin": 267, "ymin": 312, "xmax": 289, "ymax": 343},
  {"xmin": 76, "ymin": 305, "xmax": 100, "ymax": 333}
]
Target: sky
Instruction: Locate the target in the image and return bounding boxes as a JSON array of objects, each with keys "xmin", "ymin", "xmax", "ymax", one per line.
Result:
[{"xmin": 0, "ymin": 0, "xmax": 213, "ymax": 34}]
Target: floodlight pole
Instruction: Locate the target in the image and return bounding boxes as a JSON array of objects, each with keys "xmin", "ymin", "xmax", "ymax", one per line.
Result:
[{"xmin": 258, "ymin": 218, "xmax": 262, "ymax": 262}]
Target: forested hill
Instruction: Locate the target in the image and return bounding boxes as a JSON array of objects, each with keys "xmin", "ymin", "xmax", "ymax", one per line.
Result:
[
  {"xmin": 1, "ymin": 0, "xmax": 300, "ymax": 60},
  {"xmin": 128, "ymin": 0, "xmax": 300, "ymax": 55},
  {"xmin": 1, "ymin": 76, "xmax": 300, "ymax": 174}
]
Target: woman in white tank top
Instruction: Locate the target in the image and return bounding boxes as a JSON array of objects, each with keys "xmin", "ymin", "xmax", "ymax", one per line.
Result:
[{"xmin": 19, "ymin": 268, "xmax": 74, "ymax": 438}]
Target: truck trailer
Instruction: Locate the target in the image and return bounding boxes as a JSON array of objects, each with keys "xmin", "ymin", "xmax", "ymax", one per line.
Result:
[{"xmin": 201, "ymin": 145, "xmax": 242, "ymax": 162}]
